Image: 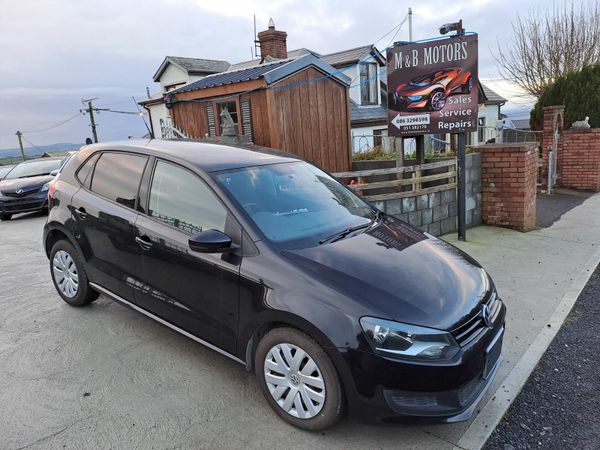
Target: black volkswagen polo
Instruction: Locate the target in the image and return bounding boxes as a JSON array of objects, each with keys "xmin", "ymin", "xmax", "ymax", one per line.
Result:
[{"xmin": 43, "ymin": 140, "xmax": 505, "ymax": 431}]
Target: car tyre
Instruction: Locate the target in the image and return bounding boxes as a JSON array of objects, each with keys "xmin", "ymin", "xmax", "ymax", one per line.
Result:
[
  {"xmin": 50, "ymin": 240, "xmax": 99, "ymax": 307},
  {"xmin": 0, "ymin": 213, "xmax": 12, "ymax": 221},
  {"xmin": 255, "ymin": 327, "xmax": 344, "ymax": 431}
]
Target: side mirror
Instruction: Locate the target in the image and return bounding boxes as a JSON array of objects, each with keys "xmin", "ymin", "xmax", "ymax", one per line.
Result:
[
  {"xmin": 50, "ymin": 169, "xmax": 59, "ymax": 176},
  {"xmin": 189, "ymin": 229, "xmax": 232, "ymax": 253}
]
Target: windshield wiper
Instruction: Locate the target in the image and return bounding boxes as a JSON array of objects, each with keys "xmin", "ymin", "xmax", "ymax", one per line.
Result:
[
  {"xmin": 319, "ymin": 222, "xmax": 372, "ymax": 245},
  {"xmin": 318, "ymin": 210, "xmax": 384, "ymax": 245}
]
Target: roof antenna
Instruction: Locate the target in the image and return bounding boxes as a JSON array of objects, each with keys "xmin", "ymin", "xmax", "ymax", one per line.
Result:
[{"xmin": 253, "ymin": 14, "xmax": 260, "ymax": 59}]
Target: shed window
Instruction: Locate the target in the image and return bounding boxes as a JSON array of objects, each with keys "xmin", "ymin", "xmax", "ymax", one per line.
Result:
[
  {"xmin": 360, "ymin": 63, "xmax": 378, "ymax": 105},
  {"xmin": 217, "ymin": 101, "xmax": 240, "ymax": 135}
]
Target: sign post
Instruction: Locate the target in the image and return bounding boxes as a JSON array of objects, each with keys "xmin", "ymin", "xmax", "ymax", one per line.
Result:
[{"xmin": 386, "ymin": 28, "xmax": 477, "ymax": 241}]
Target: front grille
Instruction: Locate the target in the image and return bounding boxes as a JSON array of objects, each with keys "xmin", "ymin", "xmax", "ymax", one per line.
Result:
[
  {"xmin": 452, "ymin": 291, "xmax": 502, "ymax": 347},
  {"xmin": 1, "ymin": 188, "xmax": 39, "ymax": 197}
]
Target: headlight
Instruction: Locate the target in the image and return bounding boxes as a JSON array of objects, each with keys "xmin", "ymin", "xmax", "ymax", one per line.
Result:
[
  {"xmin": 41, "ymin": 182, "xmax": 50, "ymax": 192},
  {"xmin": 407, "ymin": 95, "xmax": 423, "ymax": 101},
  {"xmin": 360, "ymin": 317, "xmax": 459, "ymax": 361}
]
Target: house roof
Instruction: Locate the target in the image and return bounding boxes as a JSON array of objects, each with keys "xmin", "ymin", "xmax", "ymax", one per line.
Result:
[
  {"xmin": 320, "ymin": 45, "xmax": 385, "ymax": 67},
  {"xmin": 349, "ymin": 100, "xmax": 387, "ymax": 125},
  {"xmin": 228, "ymin": 48, "xmax": 321, "ymax": 71},
  {"xmin": 511, "ymin": 118, "xmax": 531, "ymax": 130},
  {"xmin": 153, "ymin": 56, "xmax": 231, "ymax": 82},
  {"xmin": 172, "ymin": 54, "xmax": 351, "ymax": 95},
  {"xmin": 480, "ymin": 83, "xmax": 507, "ymax": 105}
]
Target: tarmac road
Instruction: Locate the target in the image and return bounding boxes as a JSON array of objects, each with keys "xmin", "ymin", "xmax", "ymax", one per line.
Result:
[{"xmin": 483, "ymin": 264, "xmax": 600, "ymax": 450}]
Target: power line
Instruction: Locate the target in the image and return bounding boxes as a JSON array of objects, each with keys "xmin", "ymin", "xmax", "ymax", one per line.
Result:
[
  {"xmin": 21, "ymin": 113, "xmax": 82, "ymax": 133},
  {"xmin": 21, "ymin": 135, "xmax": 44, "ymax": 154}
]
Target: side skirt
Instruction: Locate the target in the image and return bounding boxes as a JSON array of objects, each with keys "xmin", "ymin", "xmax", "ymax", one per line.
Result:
[{"xmin": 89, "ymin": 282, "xmax": 245, "ymax": 366}]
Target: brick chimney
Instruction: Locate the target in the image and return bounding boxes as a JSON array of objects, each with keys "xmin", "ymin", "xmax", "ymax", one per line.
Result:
[{"xmin": 257, "ymin": 18, "xmax": 287, "ymax": 60}]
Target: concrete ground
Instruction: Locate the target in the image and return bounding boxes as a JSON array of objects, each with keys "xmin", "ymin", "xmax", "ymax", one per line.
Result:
[
  {"xmin": 536, "ymin": 188, "xmax": 593, "ymax": 228},
  {"xmin": 0, "ymin": 192, "xmax": 599, "ymax": 449}
]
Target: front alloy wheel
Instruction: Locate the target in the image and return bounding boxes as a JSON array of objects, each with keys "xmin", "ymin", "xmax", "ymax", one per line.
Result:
[
  {"xmin": 264, "ymin": 343, "xmax": 326, "ymax": 419},
  {"xmin": 256, "ymin": 327, "xmax": 343, "ymax": 431}
]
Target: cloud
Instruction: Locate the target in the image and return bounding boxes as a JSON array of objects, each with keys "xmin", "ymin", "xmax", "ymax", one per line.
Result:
[{"xmin": 0, "ymin": 0, "xmax": 547, "ymax": 149}]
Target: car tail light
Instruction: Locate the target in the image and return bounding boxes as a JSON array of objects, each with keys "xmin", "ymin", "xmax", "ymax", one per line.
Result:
[{"xmin": 48, "ymin": 180, "xmax": 57, "ymax": 206}]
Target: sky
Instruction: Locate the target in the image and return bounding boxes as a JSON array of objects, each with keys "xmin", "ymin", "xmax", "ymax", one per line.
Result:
[{"xmin": 0, "ymin": 0, "xmax": 545, "ymax": 150}]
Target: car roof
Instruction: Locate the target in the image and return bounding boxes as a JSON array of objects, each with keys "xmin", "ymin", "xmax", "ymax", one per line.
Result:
[
  {"xmin": 82, "ymin": 139, "xmax": 301, "ymax": 172},
  {"xmin": 18, "ymin": 157, "xmax": 64, "ymax": 163}
]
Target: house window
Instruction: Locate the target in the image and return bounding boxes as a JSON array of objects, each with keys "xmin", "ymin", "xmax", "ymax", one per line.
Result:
[
  {"xmin": 478, "ymin": 117, "xmax": 486, "ymax": 143},
  {"xmin": 373, "ymin": 128, "xmax": 387, "ymax": 148},
  {"xmin": 216, "ymin": 101, "xmax": 240, "ymax": 135},
  {"xmin": 360, "ymin": 63, "xmax": 378, "ymax": 105}
]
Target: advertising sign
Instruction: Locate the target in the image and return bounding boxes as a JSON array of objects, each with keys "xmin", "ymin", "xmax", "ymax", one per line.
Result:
[{"xmin": 387, "ymin": 34, "xmax": 478, "ymax": 136}]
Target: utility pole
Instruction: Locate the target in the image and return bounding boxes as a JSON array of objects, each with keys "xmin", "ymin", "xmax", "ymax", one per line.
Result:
[
  {"xmin": 15, "ymin": 131, "xmax": 26, "ymax": 161},
  {"xmin": 81, "ymin": 97, "xmax": 99, "ymax": 143},
  {"xmin": 408, "ymin": 7, "xmax": 413, "ymax": 41}
]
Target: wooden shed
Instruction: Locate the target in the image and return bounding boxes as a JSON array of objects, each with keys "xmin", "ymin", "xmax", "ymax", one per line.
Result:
[{"xmin": 167, "ymin": 55, "xmax": 352, "ymax": 173}]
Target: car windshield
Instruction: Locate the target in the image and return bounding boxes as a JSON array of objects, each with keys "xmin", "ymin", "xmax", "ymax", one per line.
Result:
[
  {"xmin": 215, "ymin": 162, "xmax": 374, "ymax": 247},
  {"xmin": 4, "ymin": 159, "xmax": 62, "ymax": 180}
]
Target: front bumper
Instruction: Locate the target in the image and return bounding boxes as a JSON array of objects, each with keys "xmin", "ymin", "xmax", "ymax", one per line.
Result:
[
  {"xmin": 0, "ymin": 193, "xmax": 48, "ymax": 214},
  {"xmin": 339, "ymin": 303, "xmax": 506, "ymax": 423}
]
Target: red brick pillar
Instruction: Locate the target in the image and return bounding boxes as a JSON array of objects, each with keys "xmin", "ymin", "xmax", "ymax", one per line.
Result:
[
  {"xmin": 540, "ymin": 105, "xmax": 565, "ymax": 185},
  {"xmin": 478, "ymin": 143, "xmax": 538, "ymax": 231}
]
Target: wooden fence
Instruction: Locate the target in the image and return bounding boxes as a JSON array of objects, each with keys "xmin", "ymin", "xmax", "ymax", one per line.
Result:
[{"xmin": 332, "ymin": 159, "xmax": 457, "ymax": 202}]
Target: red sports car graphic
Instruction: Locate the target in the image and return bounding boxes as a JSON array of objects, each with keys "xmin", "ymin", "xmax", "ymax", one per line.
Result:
[{"xmin": 390, "ymin": 68, "xmax": 473, "ymax": 112}]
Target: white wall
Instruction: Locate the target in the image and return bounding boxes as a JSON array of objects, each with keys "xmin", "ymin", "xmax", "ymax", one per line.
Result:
[
  {"xmin": 148, "ymin": 103, "xmax": 170, "ymax": 138},
  {"xmin": 159, "ymin": 64, "xmax": 189, "ymax": 91}
]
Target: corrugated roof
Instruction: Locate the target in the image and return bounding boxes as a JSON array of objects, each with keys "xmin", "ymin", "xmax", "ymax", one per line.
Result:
[
  {"xmin": 172, "ymin": 54, "xmax": 351, "ymax": 95},
  {"xmin": 171, "ymin": 60, "xmax": 291, "ymax": 94},
  {"xmin": 229, "ymin": 48, "xmax": 320, "ymax": 71},
  {"xmin": 480, "ymin": 83, "xmax": 507, "ymax": 104},
  {"xmin": 320, "ymin": 45, "xmax": 382, "ymax": 67},
  {"xmin": 349, "ymin": 100, "xmax": 387, "ymax": 124}
]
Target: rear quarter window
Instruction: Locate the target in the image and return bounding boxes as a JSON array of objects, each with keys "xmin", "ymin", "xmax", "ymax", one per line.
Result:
[
  {"xmin": 90, "ymin": 152, "xmax": 148, "ymax": 209},
  {"xmin": 76, "ymin": 153, "xmax": 100, "ymax": 188}
]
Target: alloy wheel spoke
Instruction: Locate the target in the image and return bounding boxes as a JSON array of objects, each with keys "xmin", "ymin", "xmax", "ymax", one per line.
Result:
[
  {"xmin": 265, "ymin": 373, "xmax": 288, "ymax": 387},
  {"xmin": 293, "ymin": 392, "xmax": 307, "ymax": 418},
  {"xmin": 299, "ymin": 386, "xmax": 318, "ymax": 416},
  {"xmin": 289, "ymin": 348, "xmax": 306, "ymax": 373},
  {"xmin": 299, "ymin": 373, "xmax": 324, "ymax": 390},
  {"xmin": 271, "ymin": 348, "xmax": 290, "ymax": 373},
  {"xmin": 281, "ymin": 387, "xmax": 297, "ymax": 412},
  {"xmin": 300, "ymin": 358, "xmax": 317, "ymax": 376}
]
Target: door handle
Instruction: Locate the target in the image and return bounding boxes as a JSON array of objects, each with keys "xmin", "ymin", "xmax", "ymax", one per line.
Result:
[
  {"xmin": 135, "ymin": 236, "xmax": 153, "ymax": 250},
  {"xmin": 74, "ymin": 207, "xmax": 88, "ymax": 220}
]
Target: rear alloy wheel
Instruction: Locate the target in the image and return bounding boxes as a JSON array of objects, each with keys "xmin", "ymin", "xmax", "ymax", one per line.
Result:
[
  {"xmin": 256, "ymin": 327, "xmax": 343, "ymax": 431},
  {"xmin": 0, "ymin": 213, "xmax": 12, "ymax": 221},
  {"xmin": 429, "ymin": 90, "xmax": 447, "ymax": 111},
  {"xmin": 50, "ymin": 240, "xmax": 99, "ymax": 307}
]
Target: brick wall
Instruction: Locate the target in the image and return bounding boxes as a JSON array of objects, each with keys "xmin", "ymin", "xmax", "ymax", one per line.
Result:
[
  {"xmin": 477, "ymin": 143, "xmax": 538, "ymax": 232},
  {"xmin": 560, "ymin": 129, "xmax": 600, "ymax": 191}
]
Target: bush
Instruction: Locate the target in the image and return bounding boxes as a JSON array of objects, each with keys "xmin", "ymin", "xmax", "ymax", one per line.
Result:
[{"xmin": 531, "ymin": 64, "xmax": 600, "ymax": 130}]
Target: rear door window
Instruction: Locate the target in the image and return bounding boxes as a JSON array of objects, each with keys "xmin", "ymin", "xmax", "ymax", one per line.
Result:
[
  {"xmin": 148, "ymin": 160, "xmax": 226, "ymax": 235},
  {"xmin": 90, "ymin": 152, "xmax": 148, "ymax": 209}
]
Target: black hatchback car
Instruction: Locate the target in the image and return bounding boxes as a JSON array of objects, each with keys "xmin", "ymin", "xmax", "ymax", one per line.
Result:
[
  {"xmin": 0, "ymin": 157, "xmax": 65, "ymax": 220},
  {"xmin": 43, "ymin": 140, "xmax": 505, "ymax": 431}
]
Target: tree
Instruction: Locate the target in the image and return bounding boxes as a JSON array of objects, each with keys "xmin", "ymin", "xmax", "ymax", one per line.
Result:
[
  {"xmin": 495, "ymin": 2, "xmax": 600, "ymax": 97},
  {"xmin": 530, "ymin": 63, "xmax": 600, "ymax": 129}
]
